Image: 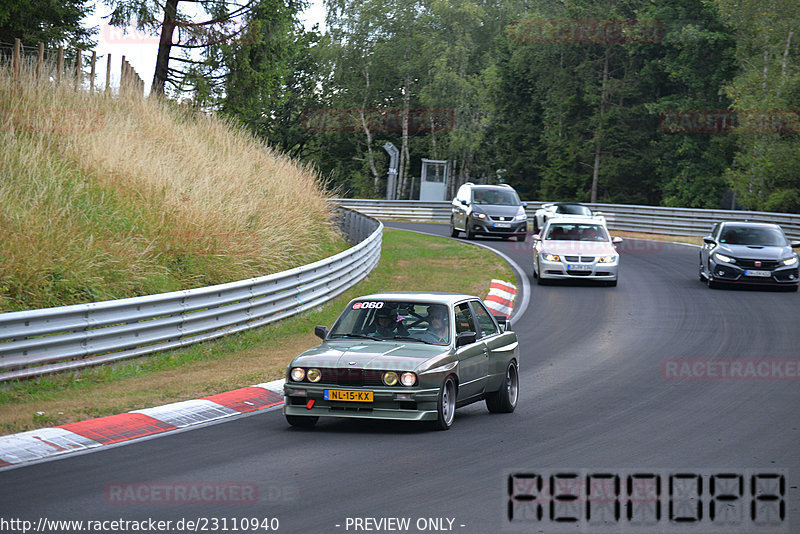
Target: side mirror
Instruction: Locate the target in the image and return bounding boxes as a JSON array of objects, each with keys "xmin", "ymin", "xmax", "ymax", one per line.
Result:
[
  {"xmin": 791, "ymin": 241, "xmax": 800, "ymax": 249},
  {"xmin": 460, "ymin": 199, "xmax": 469, "ymax": 206},
  {"xmin": 532, "ymin": 234, "xmax": 541, "ymax": 242},
  {"xmin": 612, "ymin": 236, "xmax": 623, "ymax": 244},
  {"xmin": 703, "ymin": 236, "xmax": 716, "ymax": 245},
  {"xmin": 493, "ymin": 315, "xmax": 508, "ymax": 332},
  {"xmin": 314, "ymin": 325, "xmax": 329, "ymax": 340},
  {"xmin": 521, "ymin": 202, "xmax": 528, "ymax": 208},
  {"xmin": 455, "ymin": 331, "xmax": 477, "ymax": 348}
]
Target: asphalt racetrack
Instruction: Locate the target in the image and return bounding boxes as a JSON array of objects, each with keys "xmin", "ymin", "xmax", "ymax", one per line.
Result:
[{"xmin": 1, "ymin": 222, "xmax": 798, "ymax": 533}]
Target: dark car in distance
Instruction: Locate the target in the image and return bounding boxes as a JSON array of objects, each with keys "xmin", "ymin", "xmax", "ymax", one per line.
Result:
[
  {"xmin": 449, "ymin": 183, "xmax": 528, "ymax": 241},
  {"xmin": 699, "ymin": 222, "xmax": 800, "ymax": 291}
]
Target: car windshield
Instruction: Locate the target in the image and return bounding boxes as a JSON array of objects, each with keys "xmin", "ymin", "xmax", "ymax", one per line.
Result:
[
  {"xmin": 472, "ymin": 188, "xmax": 520, "ymax": 206},
  {"xmin": 719, "ymin": 226, "xmax": 787, "ymax": 246},
  {"xmin": 545, "ymin": 223, "xmax": 609, "ymax": 241},
  {"xmin": 329, "ymin": 301, "xmax": 451, "ymax": 345},
  {"xmin": 556, "ymin": 204, "xmax": 592, "ymax": 216}
]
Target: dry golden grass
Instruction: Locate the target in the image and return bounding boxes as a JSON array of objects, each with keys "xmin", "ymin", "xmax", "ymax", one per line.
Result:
[{"xmin": 0, "ymin": 60, "xmax": 343, "ymax": 311}]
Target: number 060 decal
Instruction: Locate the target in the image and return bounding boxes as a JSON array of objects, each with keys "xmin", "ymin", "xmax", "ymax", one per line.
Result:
[{"xmin": 353, "ymin": 301, "xmax": 384, "ymax": 309}]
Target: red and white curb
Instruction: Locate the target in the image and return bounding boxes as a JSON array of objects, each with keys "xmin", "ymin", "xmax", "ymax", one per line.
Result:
[
  {"xmin": 0, "ymin": 379, "xmax": 286, "ymax": 470},
  {"xmin": 484, "ymin": 279, "xmax": 517, "ymax": 318}
]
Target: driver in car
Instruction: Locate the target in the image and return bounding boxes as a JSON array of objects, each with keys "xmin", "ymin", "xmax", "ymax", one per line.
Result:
[{"xmin": 370, "ymin": 308, "xmax": 406, "ymax": 338}]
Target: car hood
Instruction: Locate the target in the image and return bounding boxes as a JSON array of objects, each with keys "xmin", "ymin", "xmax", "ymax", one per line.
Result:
[
  {"xmin": 539, "ymin": 240, "xmax": 617, "ymax": 256},
  {"xmin": 290, "ymin": 341, "xmax": 450, "ymax": 371},
  {"xmin": 473, "ymin": 205, "xmax": 523, "ymax": 217},
  {"xmin": 719, "ymin": 244, "xmax": 792, "ymax": 260}
]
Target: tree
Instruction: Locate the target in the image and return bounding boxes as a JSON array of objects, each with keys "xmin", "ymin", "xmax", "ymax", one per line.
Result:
[
  {"xmin": 0, "ymin": 0, "xmax": 94, "ymax": 50},
  {"xmin": 107, "ymin": 0, "xmax": 265, "ymax": 96},
  {"xmin": 716, "ymin": 0, "xmax": 800, "ymax": 212},
  {"xmin": 221, "ymin": 1, "xmax": 322, "ymax": 159}
]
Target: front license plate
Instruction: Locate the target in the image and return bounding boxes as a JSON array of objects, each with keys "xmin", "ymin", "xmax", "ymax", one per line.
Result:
[
  {"xmin": 745, "ymin": 270, "xmax": 771, "ymax": 277},
  {"xmin": 567, "ymin": 264, "xmax": 592, "ymax": 271},
  {"xmin": 324, "ymin": 389, "xmax": 373, "ymax": 402},
  {"xmin": 494, "ymin": 223, "xmax": 511, "ymax": 228}
]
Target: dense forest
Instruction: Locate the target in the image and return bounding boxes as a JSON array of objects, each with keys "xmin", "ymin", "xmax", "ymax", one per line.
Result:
[{"xmin": 3, "ymin": 0, "xmax": 800, "ymax": 211}]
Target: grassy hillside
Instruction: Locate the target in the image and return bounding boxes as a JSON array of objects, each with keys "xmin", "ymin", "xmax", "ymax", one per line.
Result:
[{"xmin": 0, "ymin": 63, "xmax": 344, "ymax": 312}]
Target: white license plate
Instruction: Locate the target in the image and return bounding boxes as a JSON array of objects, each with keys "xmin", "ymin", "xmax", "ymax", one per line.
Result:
[
  {"xmin": 745, "ymin": 270, "xmax": 771, "ymax": 277},
  {"xmin": 494, "ymin": 223, "xmax": 511, "ymax": 228},
  {"xmin": 567, "ymin": 264, "xmax": 592, "ymax": 271}
]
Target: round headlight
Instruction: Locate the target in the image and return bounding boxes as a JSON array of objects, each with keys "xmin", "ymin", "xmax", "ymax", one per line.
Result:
[
  {"xmin": 290, "ymin": 367, "xmax": 305, "ymax": 381},
  {"xmin": 383, "ymin": 371, "xmax": 399, "ymax": 386},
  {"xmin": 400, "ymin": 372, "xmax": 417, "ymax": 387},
  {"xmin": 307, "ymin": 368, "xmax": 321, "ymax": 382}
]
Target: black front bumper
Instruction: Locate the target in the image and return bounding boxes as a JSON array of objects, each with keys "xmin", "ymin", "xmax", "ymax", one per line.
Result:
[{"xmin": 708, "ymin": 260, "xmax": 799, "ymax": 286}]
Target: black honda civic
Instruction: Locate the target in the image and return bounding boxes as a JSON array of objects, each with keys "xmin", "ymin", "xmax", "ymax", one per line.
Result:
[{"xmin": 699, "ymin": 221, "xmax": 800, "ymax": 290}]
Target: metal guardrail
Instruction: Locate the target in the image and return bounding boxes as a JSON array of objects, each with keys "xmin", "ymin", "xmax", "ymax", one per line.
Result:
[
  {"xmin": 0, "ymin": 207, "xmax": 382, "ymax": 381},
  {"xmin": 332, "ymin": 199, "xmax": 800, "ymax": 240}
]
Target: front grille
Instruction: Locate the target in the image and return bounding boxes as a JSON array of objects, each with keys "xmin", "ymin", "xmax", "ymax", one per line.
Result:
[
  {"xmin": 319, "ymin": 368, "xmax": 383, "ymax": 386},
  {"xmin": 735, "ymin": 258, "xmax": 779, "ymax": 269},
  {"xmin": 491, "ymin": 216, "xmax": 513, "ymax": 222},
  {"xmin": 581, "ymin": 256, "xmax": 595, "ymax": 262},
  {"xmin": 567, "ymin": 271, "xmax": 593, "ymax": 276},
  {"xmin": 565, "ymin": 255, "xmax": 579, "ymax": 262}
]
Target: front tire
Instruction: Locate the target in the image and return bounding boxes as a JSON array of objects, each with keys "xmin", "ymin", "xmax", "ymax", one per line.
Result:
[
  {"xmin": 486, "ymin": 361, "xmax": 518, "ymax": 413},
  {"xmin": 465, "ymin": 225, "xmax": 474, "ymax": 240},
  {"xmin": 433, "ymin": 377, "xmax": 456, "ymax": 430},
  {"xmin": 450, "ymin": 219, "xmax": 459, "ymax": 238},
  {"xmin": 286, "ymin": 415, "xmax": 318, "ymax": 428},
  {"xmin": 515, "ymin": 234, "xmax": 526, "ymax": 242}
]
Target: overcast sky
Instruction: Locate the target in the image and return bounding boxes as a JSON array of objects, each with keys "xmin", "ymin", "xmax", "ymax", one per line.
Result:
[{"xmin": 82, "ymin": 0, "xmax": 326, "ymax": 94}]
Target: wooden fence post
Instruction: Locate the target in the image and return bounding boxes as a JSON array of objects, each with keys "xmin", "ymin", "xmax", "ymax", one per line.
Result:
[
  {"xmin": 105, "ymin": 53, "xmax": 112, "ymax": 94},
  {"xmin": 75, "ymin": 49, "xmax": 82, "ymax": 89},
  {"xmin": 120, "ymin": 55, "xmax": 127, "ymax": 92},
  {"xmin": 90, "ymin": 51, "xmax": 96, "ymax": 91},
  {"xmin": 12, "ymin": 38, "xmax": 21, "ymax": 83},
  {"xmin": 37, "ymin": 42, "xmax": 44, "ymax": 80},
  {"xmin": 57, "ymin": 45, "xmax": 64, "ymax": 84}
]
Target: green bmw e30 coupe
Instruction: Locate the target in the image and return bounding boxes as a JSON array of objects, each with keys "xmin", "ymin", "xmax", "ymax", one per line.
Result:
[{"xmin": 283, "ymin": 292, "xmax": 519, "ymax": 430}]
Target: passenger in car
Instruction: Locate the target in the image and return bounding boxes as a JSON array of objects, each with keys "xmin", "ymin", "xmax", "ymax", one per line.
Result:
[{"xmin": 420, "ymin": 306, "xmax": 450, "ymax": 344}]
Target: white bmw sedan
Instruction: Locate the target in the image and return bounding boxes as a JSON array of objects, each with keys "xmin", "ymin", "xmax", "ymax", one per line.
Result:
[{"xmin": 533, "ymin": 217, "xmax": 623, "ymax": 286}]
